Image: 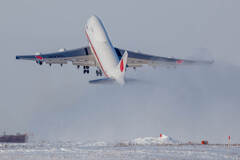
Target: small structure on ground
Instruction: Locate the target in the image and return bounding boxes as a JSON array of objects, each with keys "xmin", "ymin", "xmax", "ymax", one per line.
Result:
[
  {"xmin": 0, "ymin": 132, "xmax": 27, "ymax": 143},
  {"xmin": 201, "ymin": 140, "xmax": 208, "ymax": 144}
]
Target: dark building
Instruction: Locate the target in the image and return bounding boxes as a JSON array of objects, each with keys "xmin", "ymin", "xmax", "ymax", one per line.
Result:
[{"xmin": 0, "ymin": 133, "xmax": 26, "ymax": 143}]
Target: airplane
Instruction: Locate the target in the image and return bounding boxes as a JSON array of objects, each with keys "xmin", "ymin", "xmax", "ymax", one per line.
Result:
[{"xmin": 16, "ymin": 15, "xmax": 213, "ymax": 85}]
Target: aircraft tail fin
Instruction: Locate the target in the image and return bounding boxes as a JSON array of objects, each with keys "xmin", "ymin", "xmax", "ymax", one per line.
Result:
[
  {"xmin": 116, "ymin": 51, "xmax": 128, "ymax": 78},
  {"xmin": 114, "ymin": 51, "xmax": 128, "ymax": 85},
  {"xmin": 89, "ymin": 51, "xmax": 128, "ymax": 85}
]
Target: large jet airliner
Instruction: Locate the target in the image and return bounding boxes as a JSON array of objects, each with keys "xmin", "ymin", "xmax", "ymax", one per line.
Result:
[{"xmin": 16, "ymin": 15, "xmax": 213, "ymax": 85}]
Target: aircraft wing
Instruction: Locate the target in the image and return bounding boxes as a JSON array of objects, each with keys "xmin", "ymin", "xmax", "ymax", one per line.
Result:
[
  {"xmin": 114, "ymin": 47, "xmax": 214, "ymax": 68},
  {"xmin": 16, "ymin": 46, "xmax": 96, "ymax": 67}
]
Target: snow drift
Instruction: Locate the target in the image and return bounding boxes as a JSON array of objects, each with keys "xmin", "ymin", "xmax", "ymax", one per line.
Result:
[{"xmin": 115, "ymin": 134, "xmax": 180, "ymax": 146}]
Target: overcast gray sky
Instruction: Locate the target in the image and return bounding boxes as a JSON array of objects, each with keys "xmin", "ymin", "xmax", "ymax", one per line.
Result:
[{"xmin": 0, "ymin": 0, "xmax": 240, "ymax": 143}]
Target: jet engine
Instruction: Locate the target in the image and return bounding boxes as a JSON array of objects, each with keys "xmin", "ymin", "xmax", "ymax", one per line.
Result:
[
  {"xmin": 135, "ymin": 50, "xmax": 142, "ymax": 53},
  {"xmin": 59, "ymin": 48, "xmax": 67, "ymax": 52},
  {"xmin": 35, "ymin": 52, "xmax": 43, "ymax": 65}
]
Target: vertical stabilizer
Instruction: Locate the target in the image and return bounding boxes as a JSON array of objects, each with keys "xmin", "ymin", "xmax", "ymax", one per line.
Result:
[{"xmin": 115, "ymin": 51, "xmax": 128, "ymax": 85}]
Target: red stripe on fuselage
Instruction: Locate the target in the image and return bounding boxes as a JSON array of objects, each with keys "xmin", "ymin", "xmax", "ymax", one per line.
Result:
[{"xmin": 85, "ymin": 31, "xmax": 109, "ymax": 77}]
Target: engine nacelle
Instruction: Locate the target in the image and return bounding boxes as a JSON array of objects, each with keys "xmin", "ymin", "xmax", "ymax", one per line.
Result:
[
  {"xmin": 36, "ymin": 61, "xmax": 43, "ymax": 65},
  {"xmin": 35, "ymin": 52, "xmax": 43, "ymax": 65},
  {"xmin": 59, "ymin": 48, "xmax": 67, "ymax": 52},
  {"xmin": 35, "ymin": 52, "xmax": 42, "ymax": 55},
  {"xmin": 135, "ymin": 50, "xmax": 142, "ymax": 53}
]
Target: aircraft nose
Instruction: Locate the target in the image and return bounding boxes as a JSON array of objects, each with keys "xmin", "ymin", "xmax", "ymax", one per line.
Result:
[
  {"xmin": 90, "ymin": 15, "xmax": 98, "ymax": 20},
  {"xmin": 88, "ymin": 15, "xmax": 100, "ymax": 24}
]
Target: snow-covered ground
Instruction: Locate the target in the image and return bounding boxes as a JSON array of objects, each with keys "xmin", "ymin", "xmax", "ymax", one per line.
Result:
[{"xmin": 0, "ymin": 135, "xmax": 239, "ymax": 160}]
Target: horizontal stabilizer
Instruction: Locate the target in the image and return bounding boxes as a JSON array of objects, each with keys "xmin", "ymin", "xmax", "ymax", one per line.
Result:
[
  {"xmin": 89, "ymin": 78, "xmax": 116, "ymax": 84},
  {"xmin": 89, "ymin": 77, "xmax": 146, "ymax": 85}
]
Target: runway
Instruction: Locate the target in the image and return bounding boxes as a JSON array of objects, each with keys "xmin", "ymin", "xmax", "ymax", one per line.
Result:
[{"xmin": 0, "ymin": 137, "xmax": 239, "ymax": 160}]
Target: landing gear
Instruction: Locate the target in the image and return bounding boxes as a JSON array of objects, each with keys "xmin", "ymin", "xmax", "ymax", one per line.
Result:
[
  {"xmin": 83, "ymin": 66, "xmax": 89, "ymax": 74},
  {"xmin": 83, "ymin": 66, "xmax": 89, "ymax": 70},
  {"xmin": 83, "ymin": 70, "xmax": 89, "ymax": 74},
  {"xmin": 96, "ymin": 69, "xmax": 102, "ymax": 76}
]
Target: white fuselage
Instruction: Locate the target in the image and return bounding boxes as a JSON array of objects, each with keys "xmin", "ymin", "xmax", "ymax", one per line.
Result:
[{"xmin": 85, "ymin": 15, "xmax": 120, "ymax": 79}]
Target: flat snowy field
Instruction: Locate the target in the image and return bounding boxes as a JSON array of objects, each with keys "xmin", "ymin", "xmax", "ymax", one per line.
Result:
[{"xmin": 0, "ymin": 136, "xmax": 239, "ymax": 160}]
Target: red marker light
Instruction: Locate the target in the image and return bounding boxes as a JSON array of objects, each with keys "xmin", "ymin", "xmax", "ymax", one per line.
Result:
[{"xmin": 35, "ymin": 56, "xmax": 43, "ymax": 60}]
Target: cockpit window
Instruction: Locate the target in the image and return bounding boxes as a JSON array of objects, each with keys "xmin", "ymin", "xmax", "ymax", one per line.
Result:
[{"xmin": 91, "ymin": 27, "xmax": 94, "ymax": 32}]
